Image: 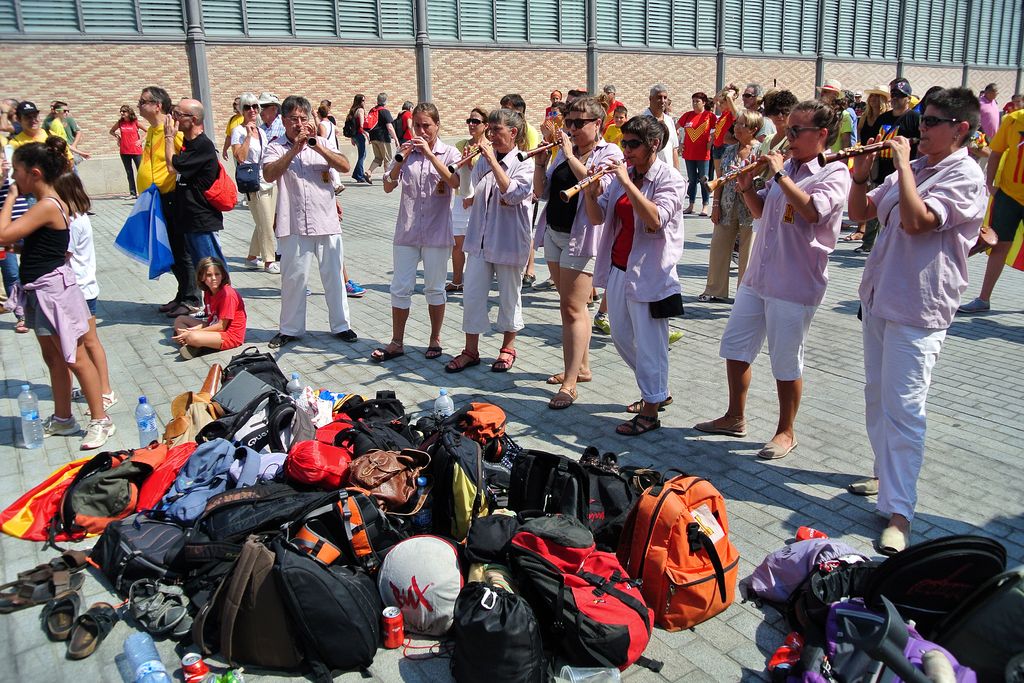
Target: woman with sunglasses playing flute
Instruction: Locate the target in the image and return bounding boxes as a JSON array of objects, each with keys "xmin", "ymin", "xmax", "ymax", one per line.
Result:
[
  {"xmin": 585, "ymin": 115, "xmax": 686, "ymax": 435},
  {"xmin": 695, "ymin": 101, "xmax": 851, "ymax": 459},
  {"xmin": 846, "ymin": 89, "xmax": 986, "ymax": 555},
  {"xmin": 533, "ymin": 96, "xmax": 624, "ymax": 410}
]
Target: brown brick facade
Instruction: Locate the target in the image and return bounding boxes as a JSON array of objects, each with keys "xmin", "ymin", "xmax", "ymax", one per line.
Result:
[
  {"xmin": 826, "ymin": 61, "xmax": 899, "ymax": 92},
  {"xmin": 968, "ymin": 68, "xmax": 1018, "ymax": 98},
  {"xmin": 597, "ymin": 52, "xmax": 718, "ymax": 116}
]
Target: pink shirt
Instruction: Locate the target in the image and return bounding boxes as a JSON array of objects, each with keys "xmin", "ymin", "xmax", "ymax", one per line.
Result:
[
  {"xmin": 535, "ymin": 140, "xmax": 624, "ymax": 257},
  {"xmin": 263, "ymin": 136, "xmax": 340, "ymax": 238},
  {"xmin": 742, "ymin": 157, "xmax": 851, "ymax": 306},
  {"xmin": 463, "ymin": 150, "xmax": 535, "ymax": 267},
  {"xmin": 979, "ymin": 95, "xmax": 1000, "ymax": 139},
  {"xmin": 593, "ymin": 159, "xmax": 687, "ymax": 302},
  {"xmin": 391, "ymin": 139, "xmax": 461, "ymax": 248},
  {"xmin": 860, "ymin": 147, "xmax": 986, "ymax": 329}
]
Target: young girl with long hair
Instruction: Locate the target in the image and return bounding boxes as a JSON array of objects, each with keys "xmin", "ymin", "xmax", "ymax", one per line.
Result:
[{"xmin": 172, "ymin": 257, "xmax": 247, "ymax": 359}]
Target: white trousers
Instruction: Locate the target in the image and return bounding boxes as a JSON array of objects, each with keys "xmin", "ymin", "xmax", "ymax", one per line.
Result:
[
  {"xmin": 862, "ymin": 308, "xmax": 945, "ymax": 522},
  {"xmin": 390, "ymin": 244, "xmax": 450, "ymax": 309},
  {"xmin": 719, "ymin": 285, "xmax": 818, "ymax": 381},
  {"xmin": 461, "ymin": 254, "xmax": 524, "ymax": 334},
  {"xmin": 279, "ymin": 234, "xmax": 351, "ymax": 336},
  {"xmin": 606, "ymin": 267, "xmax": 671, "ymax": 403}
]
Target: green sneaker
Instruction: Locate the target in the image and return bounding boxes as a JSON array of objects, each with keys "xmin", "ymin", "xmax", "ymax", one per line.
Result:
[
  {"xmin": 592, "ymin": 313, "xmax": 610, "ymax": 335},
  {"xmin": 668, "ymin": 330, "xmax": 684, "ymax": 345}
]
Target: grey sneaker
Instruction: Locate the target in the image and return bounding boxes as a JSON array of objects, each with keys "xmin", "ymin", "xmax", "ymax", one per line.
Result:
[
  {"xmin": 81, "ymin": 418, "xmax": 116, "ymax": 451},
  {"xmin": 43, "ymin": 415, "xmax": 81, "ymax": 437},
  {"xmin": 958, "ymin": 297, "xmax": 990, "ymax": 314},
  {"xmin": 533, "ymin": 278, "xmax": 556, "ymax": 291}
]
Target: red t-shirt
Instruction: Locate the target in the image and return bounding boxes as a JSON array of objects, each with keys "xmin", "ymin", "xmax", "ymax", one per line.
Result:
[
  {"xmin": 611, "ymin": 192, "xmax": 635, "ymax": 269},
  {"xmin": 205, "ymin": 284, "xmax": 247, "ymax": 349},
  {"xmin": 677, "ymin": 110, "xmax": 716, "ymax": 161},
  {"xmin": 712, "ymin": 109, "xmax": 735, "ymax": 147},
  {"xmin": 399, "ymin": 110, "xmax": 413, "ymax": 140},
  {"xmin": 118, "ymin": 120, "xmax": 143, "ymax": 156}
]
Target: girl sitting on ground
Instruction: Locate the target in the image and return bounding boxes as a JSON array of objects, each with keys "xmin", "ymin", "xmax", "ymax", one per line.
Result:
[{"xmin": 172, "ymin": 257, "xmax": 246, "ymax": 359}]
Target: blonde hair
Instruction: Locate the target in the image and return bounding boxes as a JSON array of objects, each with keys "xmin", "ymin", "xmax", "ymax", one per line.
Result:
[{"xmin": 735, "ymin": 109, "xmax": 763, "ymax": 133}]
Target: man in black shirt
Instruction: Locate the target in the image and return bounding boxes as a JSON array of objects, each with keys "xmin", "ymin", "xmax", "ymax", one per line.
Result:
[
  {"xmin": 164, "ymin": 98, "xmax": 227, "ymax": 277},
  {"xmin": 366, "ymin": 93, "xmax": 398, "ymax": 180}
]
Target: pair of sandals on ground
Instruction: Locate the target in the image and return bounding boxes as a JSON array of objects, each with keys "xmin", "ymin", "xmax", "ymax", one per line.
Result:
[
  {"xmin": 0, "ymin": 551, "xmax": 191, "ymax": 659},
  {"xmin": 370, "ymin": 341, "xmax": 517, "ymax": 373},
  {"xmin": 546, "ymin": 369, "xmax": 671, "ymax": 436}
]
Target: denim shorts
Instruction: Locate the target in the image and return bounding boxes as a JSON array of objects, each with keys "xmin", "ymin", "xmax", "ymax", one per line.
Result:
[
  {"xmin": 22, "ymin": 290, "xmax": 57, "ymax": 336},
  {"xmin": 86, "ymin": 297, "xmax": 97, "ymax": 316}
]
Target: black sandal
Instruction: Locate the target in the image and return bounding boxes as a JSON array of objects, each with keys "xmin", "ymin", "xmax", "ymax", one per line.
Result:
[
  {"xmin": 626, "ymin": 396, "xmax": 672, "ymax": 414},
  {"xmin": 616, "ymin": 414, "xmax": 661, "ymax": 436},
  {"xmin": 67, "ymin": 602, "xmax": 119, "ymax": 660},
  {"xmin": 370, "ymin": 344, "xmax": 404, "ymax": 363},
  {"xmin": 42, "ymin": 589, "xmax": 82, "ymax": 641}
]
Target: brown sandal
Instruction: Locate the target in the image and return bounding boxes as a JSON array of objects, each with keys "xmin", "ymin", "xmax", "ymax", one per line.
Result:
[
  {"xmin": 546, "ymin": 372, "xmax": 592, "ymax": 385},
  {"xmin": 616, "ymin": 414, "xmax": 661, "ymax": 436},
  {"xmin": 491, "ymin": 347, "xmax": 517, "ymax": 372},
  {"xmin": 548, "ymin": 387, "xmax": 578, "ymax": 410},
  {"xmin": 445, "ymin": 349, "xmax": 480, "ymax": 373}
]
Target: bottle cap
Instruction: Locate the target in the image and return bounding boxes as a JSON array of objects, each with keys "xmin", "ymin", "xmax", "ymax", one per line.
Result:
[
  {"xmin": 416, "ymin": 476, "xmax": 428, "ymax": 487},
  {"xmin": 21, "ymin": 384, "xmax": 29, "ymax": 391},
  {"xmin": 139, "ymin": 396, "xmax": 148, "ymax": 404},
  {"xmin": 291, "ymin": 372, "xmax": 299, "ymax": 379},
  {"xmin": 439, "ymin": 388, "xmax": 448, "ymax": 396}
]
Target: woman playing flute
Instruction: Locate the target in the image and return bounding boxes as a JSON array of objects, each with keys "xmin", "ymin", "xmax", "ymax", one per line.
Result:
[{"xmin": 695, "ymin": 100, "xmax": 851, "ymax": 459}]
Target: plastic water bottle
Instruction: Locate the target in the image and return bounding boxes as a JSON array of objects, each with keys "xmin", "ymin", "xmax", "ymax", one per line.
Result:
[
  {"xmin": 287, "ymin": 372, "xmax": 303, "ymax": 401},
  {"xmin": 433, "ymin": 388, "xmax": 454, "ymax": 420},
  {"xmin": 18, "ymin": 385, "xmax": 43, "ymax": 449},
  {"xmin": 135, "ymin": 396, "xmax": 159, "ymax": 447},
  {"xmin": 123, "ymin": 631, "xmax": 171, "ymax": 682},
  {"xmin": 412, "ymin": 476, "xmax": 432, "ymax": 533}
]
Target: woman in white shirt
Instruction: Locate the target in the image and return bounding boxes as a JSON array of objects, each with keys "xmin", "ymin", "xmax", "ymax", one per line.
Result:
[{"xmin": 232, "ymin": 92, "xmax": 278, "ymax": 273}]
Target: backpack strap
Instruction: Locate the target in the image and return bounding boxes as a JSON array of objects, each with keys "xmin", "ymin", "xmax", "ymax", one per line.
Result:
[{"xmin": 687, "ymin": 522, "xmax": 727, "ymax": 602}]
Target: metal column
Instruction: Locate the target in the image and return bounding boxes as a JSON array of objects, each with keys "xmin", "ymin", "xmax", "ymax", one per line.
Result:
[
  {"xmin": 586, "ymin": 0, "xmax": 598, "ymax": 94},
  {"xmin": 814, "ymin": 0, "xmax": 826, "ymax": 89},
  {"xmin": 961, "ymin": 0, "xmax": 972, "ymax": 87},
  {"xmin": 414, "ymin": 0, "xmax": 432, "ymax": 102},
  {"xmin": 715, "ymin": 0, "xmax": 725, "ymax": 91},
  {"xmin": 183, "ymin": 0, "xmax": 214, "ymax": 135}
]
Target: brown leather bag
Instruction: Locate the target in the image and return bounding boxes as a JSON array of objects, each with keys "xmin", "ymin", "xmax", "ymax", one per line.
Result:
[
  {"xmin": 969, "ymin": 224, "xmax": 999, "ymax": 257},
  {"xmin": 163, "ymin": 364, "xmax": 224, "ymax": 446},
  {"xmin": 348, "ymin": 448, "xmax": 430, "ymax": 512}
]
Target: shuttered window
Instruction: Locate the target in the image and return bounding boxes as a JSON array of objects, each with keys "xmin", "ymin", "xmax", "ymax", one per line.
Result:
[
  {"xmin": 427, "ymin": 0, "xmax": 458, "ymax": 38},
  {"xmin": 721, "ymin": 0, "xmax": 742, "ymax": 49},
  {"xmin": 696, "ymin": 0, "xmax": 716, "ymax": 48},
  {"xmin": 0, "ymin": 0, "xmax": 18, "ymax": 31},
  {"xmin": 338, "ymin": 0, "xmax": 377, "ymax": 37},
  {"xmin": 245, "ymin": 0, "xmax": 291, "ymax": 35},
  {"xmin": 139, "ymin": 0, "xmax": 184, "ymax": 34},
  {"xmin": 293, "ymin": 0, "xmax": 335, "ymax": 36},
  {"xmin": 380, "ymin": 0, "xmax": 412, "ymax": 36},
  {"xmin": 529, "ymin": 0, "xmax": 558, "ymax": 42},
  {"xmin": 672, "ymin": 0, "xmax": 696, "ymax": 48},
  {"xmin": 496, "ymin": 0, "xmax": 527, "ymax": 42},
  {"xmin": 202, "ymin": 0, "xmax": 244, "ymax": 35},
  {"xmin": 782, "ymin": 0, "xmax": 816, "ymax": 55},
  {"xmin": 81, "ymin": 0, "xmax": 137, "ymax": 32},
  {"xmin": 760, "ymin": 0, "xmax": 783, "ymax": 52},
  {"xmin": 619, "ymin": 0, "xmax": 645, "ymax": 45},
  {"xmin": 879, "ymin": 0, "xmax": 899, "ymax": 60},
  {"xmin": 596, "ymin": 0, "xmax": 618, "ymax": 43},
  {"xmin": 647, "ymin": 0, "xmax": 671, "ymax": 46},
  {"xmin": 21, "ymin": 0, "xmax": 78, "ymax": 30},
  {"xmin": 459, "ymin": 0, "xmax": 493, "ymax": 40},
  {"xmin": 560, "ymin": 0, "xmax": 586, "ymax": 43}
]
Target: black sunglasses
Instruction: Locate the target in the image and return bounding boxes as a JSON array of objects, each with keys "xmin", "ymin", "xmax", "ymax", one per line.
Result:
[
  {"xmin": 564, "ymin": 118, "xmax": 600, "ymax": 129},
  {"xmin": 242, "ymin": 104, "xmax": 259, "ymax": 111},
  {"xmin": 787, "ymin": 125, "xmax": 822, "ymax": 138},
  {"xmin": 620, "ymin": 139, "xmax": 645, "ymax": 149},
  {"xmin": 921, "ymin": 115, "xmax": 959, "ymax": 128},
  {"xmin": 466, "ymin": 118, "xmax": 483, "ymax": 125}
]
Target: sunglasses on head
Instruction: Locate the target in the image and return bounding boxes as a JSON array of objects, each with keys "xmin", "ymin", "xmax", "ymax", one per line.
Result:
[
  {"xmin": 564, "ymin": 118, "xmax": 600, "ymax": 129},
  {"xmin": 620, "ymin": 139, "xmax": 645, "ymax": 149},
  {"xmin": 466, "ymin": 118, "xmax": 483, "ymax": 125}
]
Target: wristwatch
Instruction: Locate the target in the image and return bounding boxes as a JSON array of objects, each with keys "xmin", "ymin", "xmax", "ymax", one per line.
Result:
[
  {"xmin": 773, "ymin": 170, "xmax": 787, "ymax": 183},
  {"xmin": 752, "ymin": 176, "xmax": 766, "ymax": 190}
]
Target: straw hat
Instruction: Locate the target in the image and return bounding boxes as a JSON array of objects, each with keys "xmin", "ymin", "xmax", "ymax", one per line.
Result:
[{"xmin": 863, "ymin": 85, "xmax": 890, "ymax": 99}]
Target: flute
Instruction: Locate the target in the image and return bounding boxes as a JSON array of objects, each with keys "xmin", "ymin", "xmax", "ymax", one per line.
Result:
[
  {"xmin": 817, "ymin": 138, "xmax": 919, "ymax": 166},
  {"xmin": 446, "ymin": 146, "xmax": 482, "ymax": 173},
  {"xmin": 517, "ymin": 140, "xmax": 558, "ymax": 162},
  {"xmin": 706, "ymin": 157, "xmax": 769, "ymax": 192},
  {"xmin": 559, "ymin": 168, "xmax": 612, "ymax": 201}
]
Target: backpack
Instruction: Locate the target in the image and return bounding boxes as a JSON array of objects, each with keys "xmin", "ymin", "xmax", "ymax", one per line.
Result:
[
  {"xmin": 579, "ymin": 447, "xmax": 635, "ymax": 551},
  {"xmin": 749, "ymin": 538, "xmax": 870, "ymax": 604},
  {"xmin": 393, "ymin": 110, "xmax": 408, "ymax": 141},
  {"xmin": 163, "ymin": 364, "xmax": 224, "ymax": 446},
  {"xmin": 198, "ymin": 390, "xmax": 314, "ymax": 454},
  {"xmin": 937, "ymin": 567, "xmax": 1024, "ymax": 680},
  {"xmin": 463, "ymin": 511, "xmax": 521, "ymax": 565},
  {"xmin": 222, "ymin": 346, "xmax": 289, "ymax": 394},
  {"xmin": 136, "ymin": 442, "xmax": 199, "ymax": 511},
  {"xmin": 443, "ymin": 402, "xmax": 508, "ymax": 461},
  {"xmin": 342, "ymin": 114, "xmax": 356, "ymax": 139},
  {"xmin": 430, "ymin": 428, "xmax": 505, "ymax": 540},
  {"xmin": 158, "ymin": 438, "xmax": 237, "ymax": 524},
  {"xmin": 617, "ymin": 473, "xmax": 740, "ymax": 631},
  {"xmin": 337, "ymin": 418, "xmax": 416, "ymax": 457},
  {"xmin": 363, "ymin": 105, "xmax": 383, "ymax": 132},
  {"xmin": 0, "ymin": 456, "xmax": 92, "ymax": 542},
  {"xmin": 273, "ymin": 536, "xmax": 383, "ymax": 680},
  {"xmin": 508, "ymin": 450, "xmax": 589, "ymax": 523},
  {"xmin": 378, "ymin": 535, "xmax": 463, "ymax": 637},
  {"xmin": 451, "ymin": 583, "xmax": 545, "ymax": 683},
  {"xmin": 203, "ymin": 161, "xmax": 238, "ymax": 212},
  {"xmin": 861, "ymin": 535, "xmax": 1006, "ymax": 639},
  {"xmin": 335, "ymin": 391, "xmax": 407, "ymax": 424},
  {"xmin": 89, "ymin": 513, "xmax": 189, "ymax": 595},
  {"xmin": 786, "ymin": 558, "xmax": 880, "ymax": 644},
  {"xmin": 348, "ymin": 448, "xmax": 431, "ymax": 512},
  {"xmin": 285, "ymin": 440, "xmax": 352, "ymax": 490},
  {"xmin": 510, "ymin": 514, "xmax": 655, "ymax": 671},
  {"xmin": 228, "ymin": 444, "xmax": 285, "ymax": 487}
]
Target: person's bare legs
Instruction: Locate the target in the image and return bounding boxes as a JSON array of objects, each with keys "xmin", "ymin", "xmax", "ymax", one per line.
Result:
[
  {"xmin": 451, "ymin": 236, "xmax": 466, "ymax": 286},
  {"xmin": 81, "ymin": 317, "xmax": 112, "ymax": 395},
  {"xmin": 173, "ymin": 314, "xmax": 203, "ymax": 335},
  {"xmin": 556, "ymin": 268, "xmax": 594, "ymax": 398},
  {"xmin": 428, "ymin": 303, "xmax": 444, "ymax": 350},
  {"xmin": 179, "ymin": 330, "xmax": 225, "ymax": 350},
  {"xmin": 978, "ymin": 241, "xmax": 1013, "ymax": 301},
  {"xmin": 726, "ymin": 359, "xmax": 751, "ymax": 420},
  {"xmin": 40, "ymin": 335, "xmax": 107, "ymax": 421},
  {"xmin": 769, "ymin": 378, "xmax": 802, "ymax": 451}
]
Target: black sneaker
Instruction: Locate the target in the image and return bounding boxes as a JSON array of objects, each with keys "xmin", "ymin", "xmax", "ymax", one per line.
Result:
[
  {"xmin": 269, "ymin": 333, "xmax": 299, "ymax": 349},
  {"xmin": 335, "ymin": 329, "xmax": 358, "ymax": 343}
]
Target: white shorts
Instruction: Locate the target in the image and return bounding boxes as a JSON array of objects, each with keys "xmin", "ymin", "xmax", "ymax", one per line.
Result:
[
  {"xmin": 718, "ymin": 285, "xmax": 818, "ymax": 381},
  {"xmin": 452, "ymin": 199, "xmax": 471, "ymax": 237},
  {"xmin": 543, "ymin": 228, "xmax": 593, "ymax": 274}
]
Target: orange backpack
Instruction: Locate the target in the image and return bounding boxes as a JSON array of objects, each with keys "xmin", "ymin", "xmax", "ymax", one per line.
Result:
[{"xmin": 616, "ymin": 474, "xmax": 739, "ymax": 631}]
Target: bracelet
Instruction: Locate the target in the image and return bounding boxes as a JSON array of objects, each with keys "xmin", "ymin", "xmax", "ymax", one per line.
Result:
[{"xmin": 851, "ymin": 174, "xmax": 870, "ymax": 186}]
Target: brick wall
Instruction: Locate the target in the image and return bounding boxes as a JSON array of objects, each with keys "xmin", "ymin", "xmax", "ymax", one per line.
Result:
[
  {"xmin": 598, "ymin": 53, "xmax": 717, "ymax": 118},
  {"xmin": 724, "ymin": 57, "xmax": 816, "ymax": 99},
  {"xmin": 901, "ymin": 65, "xmax": 964, "ymax": 92}
]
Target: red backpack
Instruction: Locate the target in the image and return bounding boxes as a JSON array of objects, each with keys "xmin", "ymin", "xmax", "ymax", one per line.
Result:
[
  {"xmin": 362, "ymin": 105, "xmax": 383, "ymax": 132},
  {"xmin": 203, "ymin": 162, "xmax": 238, "ymax": 212},
  {"xmin": 509, "ymin": 514, "xmax": 658, "ymax": 672}
]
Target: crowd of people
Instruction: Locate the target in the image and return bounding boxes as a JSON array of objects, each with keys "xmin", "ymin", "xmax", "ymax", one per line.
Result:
[{"xmin": 0, "ymin": 74, "xmax": 1020, "ymax": 557}]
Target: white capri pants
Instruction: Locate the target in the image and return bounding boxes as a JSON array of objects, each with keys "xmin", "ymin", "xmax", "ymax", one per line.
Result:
[
  {"xmin": 719, "ymin": 285, "xmax": 817, "ymax": 381},
  {"xmin": 606, "ymin": 267, "xmax": 671, "ymax": 404},
  {"xmin": 390, "ymin": 244, "xmax": 450, "ymax": 309},
  {"xmin": 279, "ymin": 233, "xmax": 351, "ymax": 337},
  {"xmin": 461, "ymin": 254, "xmax": 524, "ymax": 335},
  {"xmin": 862, "ymin": 307, "xmax": 945, "ymax": 522}
]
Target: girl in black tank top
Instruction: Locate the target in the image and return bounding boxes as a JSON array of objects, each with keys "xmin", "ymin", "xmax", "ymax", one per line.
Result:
[{"xmin": 0, "ymin": 138, "xmax": 116, "ymax": 449}]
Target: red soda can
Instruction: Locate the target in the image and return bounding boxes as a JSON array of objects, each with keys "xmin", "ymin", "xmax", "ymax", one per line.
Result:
[
  {"xmin": 181, "ymin": 653, "xmax": 210, "ymax": 683},
  {"xmin": 796, "ymin": 526, "xmax": 829, "ymax": 541},
  {"xmin": 382, "ymin": 606, "xmax": 404, "ymax": 649}
]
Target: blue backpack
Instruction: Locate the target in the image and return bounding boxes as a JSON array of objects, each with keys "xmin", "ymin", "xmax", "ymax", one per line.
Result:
[{"xmin": 159, "ymin": 439, "xmax": 236, "ymax": 524}]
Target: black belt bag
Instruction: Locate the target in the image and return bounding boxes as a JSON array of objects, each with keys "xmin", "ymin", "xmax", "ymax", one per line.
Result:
[
  {"xmin": 649, "ymin": 292, "xmax": 684, "ymax": 319},
  {"xmin": 235, "ymin": 163, "xmax": 260, "ymax": 194}
]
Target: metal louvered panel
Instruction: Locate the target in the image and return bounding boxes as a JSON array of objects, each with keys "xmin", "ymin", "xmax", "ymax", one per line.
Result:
[
  {"xmin": 427, "ymin": 0, "xmax": 458, "ymax": 38},
  {"xmin": 21, "ymin": 0, "xmax": 79, "ymax": 31},
  {"xmin": 338, "ymin": 0, "xmax": 377, "ymax": 38},
  {"xmin": 619, "ymin": 0, "xmax": 644, "ymax": 45},
  {"xmin": 139, "ymin": 0, "xmax": 184, "ymax": 34},
  {"xmin": 529, "ymin": 0, "xmax": 558, "ymax": 43},
  {"xmin": 380, "ymin": 0, "xmax": 412, "ymax": 37},
  {"xmin": 672, "ymin": 0, "xmax": 696, "ymax": 49},
  {"xmin": 459, "ymin": 0, "xmax": 494, "ymax": 40},
  {"xmin": 596, "ymin": 0, "xmax": 618, "ymax": 43},
  {"xmin": 648, "ymin": 0, "xmax": 671, "ymax": 46},
  {"xmin": 696, "ymin": 0, "xmax": 716, "ymax": 48},
  {"xmin": 761, "ymin": 0, "xmax": 783, "ymax": 53},
  {"xmin": 81, "ymin": 0, "xmax": 137, "ymax": 32},
  {"xmin": 496, "ymin": 0, "xmax": 527, "ymax": 42},
  {"xmin": 202, "ymin": 0, "xmax": 244, "ymax": 35},
  {"xmin": 560, "ymin": 0, "xmax": 586, "ymax": 43},
  {"xmin": 0, "ymin": 0, "xmax": 18, "ymax": 30},
  {"xmin": 721, "ymin": 0, "xmax": 742, "ymax": 50},
  {"xmin": 293, "ymin": 0, "xmax": 336, "ymax": 36},
  {"xmin": 880, "ymin": 0, "xmax": 899, "ymax": 59},
  {"xmin": 245, "ymin": 0, "xmax": 291, "ymax": 35}
]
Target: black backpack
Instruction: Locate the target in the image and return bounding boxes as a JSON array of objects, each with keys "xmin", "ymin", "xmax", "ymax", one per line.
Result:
[
  {"xmin": 342, "ymin": 114, "xmax": 356, "ymax": 139},
  {"xmin": 785, "ymin": 559, "xmax": 879, "ymax": 644},
  {"xmin": 336, "ymin": 391, "xmax": 407, "ymax": 424},
  {"xmin": 197, "ymin": 390, "xmax": 314, "ymax": 453},
  {"xmin": 272, "ymin": 537, "xmax": 383, "ymax": 681},
  {"xmin": 508, "ymin": 450, "xmax": 588, "ymax": 523},
  {"xmin": 464, "ymin": 513, "xmax": 522, "ymax": 565},
  {"xmin": 451, "ymin": 583, "xmax": 545, "ymax": 683},
  {"xmin": 223, "ymin": 346, "xmax": 289, "ymax": 394},
  {"xmin": 579, "ymin": 447, "xmax": 635, "ymax": 551},
  {"xmin": 336, "ymin": 418, "xmax": 416, "ymax": 457},
  {"xmin": 429, "ymin": 427, "xmax": 508, "ymax": 540},
  {"xmin": 90, "ymin": 513, "xmax": 189, "ymax": 595}
]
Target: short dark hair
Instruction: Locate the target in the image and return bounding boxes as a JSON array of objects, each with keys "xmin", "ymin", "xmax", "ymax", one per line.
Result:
[
  {"xmin": 691, "ymin": 92, "xmax": 709, "ymax": 105},
  {"xmin": 621, "ymin": 114, "xmax": 668, "ymax": 153},
  {"xmin": 763, "ymin": 89, "xmax": 798, "ymax": 117},
  {"xmin": 928, "ymin": 87, "xmax": 980, "ymax": 147},
  {"xmin": 282, "ymin": 95, "xmax": 312, "ymax": 119},
  {"xmin": 12, "ymin": 137, "xmax": 71, "ymax": 183},
  {"xmin": 500, "ymin": 93, "xmax": 526, "ymax": 114},
  {"xmin": 612, "ymin": 105, "xmax": 628, "ymax": 115},
  {"xmin": 142, "ymin": 86, "xmax": 172, "ymax": 114}
]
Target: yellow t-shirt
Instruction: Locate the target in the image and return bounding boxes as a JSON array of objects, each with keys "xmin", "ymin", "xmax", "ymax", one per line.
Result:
[
  {"xmin": 603, "ymin": 124, "xmax": 623, "ymax": 146},
  {"xmin": 991, "ymin": 109, "xmax": 1024, "ymax": 206},
  {"xmin": 225, "ymin": 114, "xmax": 243, "ymax": 138},
  {"xmin": 9, "ymin": 129, "xmax": 74, "ymax": 163},
  {"xmin": 137, "ymin": 123, "xmax": 184, "ymax": 195},
  {"xmin": 47, "ymin": 118, "xmax": 69, "ymax": 143},
  {"xmin": 523, "ymin": 123, "xmax": 541, "ymax": 152}
]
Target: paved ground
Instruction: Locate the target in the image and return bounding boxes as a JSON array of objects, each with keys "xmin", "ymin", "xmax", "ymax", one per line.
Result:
[{"xmin": 2, "ymin": 177, "xmax": 1023, "ymax": 682}]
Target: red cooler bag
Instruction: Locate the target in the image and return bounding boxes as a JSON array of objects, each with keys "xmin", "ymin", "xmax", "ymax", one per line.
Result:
[{"xmin": 285, "ymin": 440, "xmax": 352, "ymax": 490}]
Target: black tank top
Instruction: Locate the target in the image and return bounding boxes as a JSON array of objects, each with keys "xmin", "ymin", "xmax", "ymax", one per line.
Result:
[{"xmin": 19, "ymin": 197, "xmax": 70, "ymax": 285}]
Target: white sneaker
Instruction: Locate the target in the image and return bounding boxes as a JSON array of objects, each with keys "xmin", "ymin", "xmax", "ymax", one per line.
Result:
[
  {"xmin": 43, "ymin": 414, "xmax": 81, "ymax": 437},
  {"xmin": 246, "ymin": 257, "xmax": 261, "ymax": 269},
  {"xmin": 81, "ymin": 418, "xmax": 116, "ymax": 451},
  {"xmin": 265, "ymin": 262, "xmax": 281, "ymax": 274}
]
